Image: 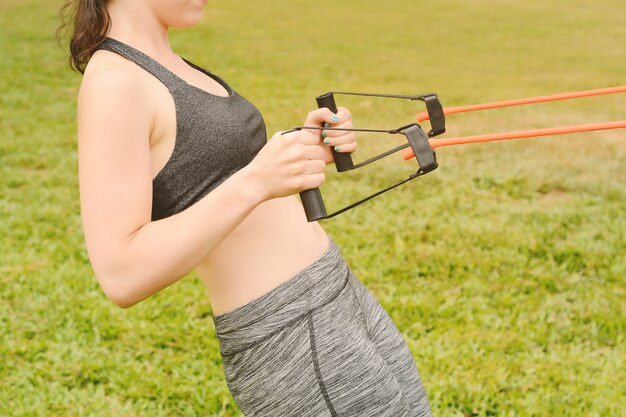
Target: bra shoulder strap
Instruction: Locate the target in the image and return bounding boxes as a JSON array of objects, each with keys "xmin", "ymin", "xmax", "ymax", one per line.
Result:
[{"xmin": 95, "ymin": 37, "xmax": 186, "ymax": 92}]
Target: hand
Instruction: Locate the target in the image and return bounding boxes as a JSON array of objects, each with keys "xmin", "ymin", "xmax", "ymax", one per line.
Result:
[
  {"xmin": 246, "ymin": 128, "xmax": 327, "ymax": 201},
  {"xmin": 302, "ymin": 106, "xmax": 358, "ymax": 165}
]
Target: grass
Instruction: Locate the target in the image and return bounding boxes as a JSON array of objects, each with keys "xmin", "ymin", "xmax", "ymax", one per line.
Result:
[{"xmin": 1, "ymin": 0, "xmax": 625, "ymax": 415}]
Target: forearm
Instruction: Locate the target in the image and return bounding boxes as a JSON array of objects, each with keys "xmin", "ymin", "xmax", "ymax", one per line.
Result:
[{"xmin": 103, "ymin": 166, "xmax": 265, "ymax": 307}]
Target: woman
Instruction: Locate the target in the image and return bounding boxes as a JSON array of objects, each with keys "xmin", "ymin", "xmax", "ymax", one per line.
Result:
[{"xmin": 57, "ymin": 0, "xmax": 432, "ymax": 415}]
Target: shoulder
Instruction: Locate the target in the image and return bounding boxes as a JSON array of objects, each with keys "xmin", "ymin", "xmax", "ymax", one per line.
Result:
[
  {"xmin": 78, "ymin": 50, "xmax": 156, "ymax": 128},
  {"xmin": 79, "ymin": 50, "xmax": 146, "ymax": 102}
]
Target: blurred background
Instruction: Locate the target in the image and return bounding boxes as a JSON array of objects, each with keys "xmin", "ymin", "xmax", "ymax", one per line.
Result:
[{"xmin": 1, "ymin": 0, "xmax": 624, "ymax": 415}]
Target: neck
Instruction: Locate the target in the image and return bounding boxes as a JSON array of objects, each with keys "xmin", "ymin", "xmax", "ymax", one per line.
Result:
[{"xmin": 105, "ymin": 1, "xmax": 173, "ymax": 59}]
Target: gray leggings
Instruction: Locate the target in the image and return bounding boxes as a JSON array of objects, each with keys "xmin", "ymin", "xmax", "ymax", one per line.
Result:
[{"xmin": 213, "ymin": 236, "xmax": 432, "ymax": 417}]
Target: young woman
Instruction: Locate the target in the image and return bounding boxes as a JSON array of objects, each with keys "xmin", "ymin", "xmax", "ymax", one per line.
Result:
[{"xmin": 57, "ymin": 0, "xmax": 432, "ymax": 415}]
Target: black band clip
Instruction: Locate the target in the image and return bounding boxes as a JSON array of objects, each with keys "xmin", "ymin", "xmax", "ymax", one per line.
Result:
[{"xmin": 405, "ymin": 124, "xmax": 438, "ymax": 173}]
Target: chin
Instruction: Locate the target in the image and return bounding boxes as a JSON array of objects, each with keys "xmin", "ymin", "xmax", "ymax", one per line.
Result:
[
  {"xmin": 172, "ymin": 18, "xmax": 203, "ymax": 29},
  {"xmin": 167, "ymin": 13, "xmax": 204, "ymax": 28},
  {"xmin": 157, "ymin": 2, "xmax": 206, "ymax": 28}
]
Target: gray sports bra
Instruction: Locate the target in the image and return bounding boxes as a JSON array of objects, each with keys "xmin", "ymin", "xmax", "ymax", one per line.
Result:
[{"xmin": 95, "ymin": 37, "xmax": 267, "ymax": 221}]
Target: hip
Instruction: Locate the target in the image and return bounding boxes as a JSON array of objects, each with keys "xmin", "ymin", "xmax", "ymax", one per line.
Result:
[{"xmin": 212, "ymin": 237, "xmax": 432, "ymax": 416}]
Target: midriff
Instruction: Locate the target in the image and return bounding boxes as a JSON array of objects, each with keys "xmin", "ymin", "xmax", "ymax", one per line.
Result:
[{"xmin": 194, "ymin": 194, "xmax": 330, "ymax": 316}]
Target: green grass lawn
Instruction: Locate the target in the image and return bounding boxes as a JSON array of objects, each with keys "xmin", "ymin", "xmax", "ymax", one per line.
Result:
[{"xmin": 1, "ymin": 0, "xmax": 625, "ymax": 415}]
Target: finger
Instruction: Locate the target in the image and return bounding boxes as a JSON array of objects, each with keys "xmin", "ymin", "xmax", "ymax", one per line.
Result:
[
  {"xmin": 283, "ymin": 129, "xmax": 319, "ymax": 146},
  {"xmin": 301, "ymin": 172, "xmax": 326, "ymax": 190},
  {"xmin": 303, "ymin": 108, "xmax": 340, "ymax": 129},
  {"xmin": 331, "ymin": 118, "xmax": 353, "ymax": 128},
  {"xmin": 297, "ymin": 130, "xmax": 322, "ymax": 146},
  {"xmin": 335, "ymin": 106, "xmax": 352, "ymax": 123},
  {"xmin": 303, "ymin": 144, "xmax": 326, "ymax": 160},
  {"xmin": 304, "ymin": 158, "xmax": 327, "ymax": 174},
  {"xmin": 321, "ymin": 120, "xmax": 354, "ymax": 138},
  {"xmin": 332, "ymin": 141, "xmax": 358, "ymax": 153},
  {"xmin": 322, "ymin": 133, "xmax": 357, "ymax": 147}
]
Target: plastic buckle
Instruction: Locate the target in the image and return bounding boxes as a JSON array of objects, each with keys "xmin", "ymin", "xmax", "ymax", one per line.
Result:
[
  {"xmin": 424, "ymin": 94, "xmax": 446, "ymax": 137},
  {"xmin": 404, "ymin": 124, "xmax": 438, "ymax": 173}
]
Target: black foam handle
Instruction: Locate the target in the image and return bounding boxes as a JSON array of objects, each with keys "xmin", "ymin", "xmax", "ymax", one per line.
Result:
[
  {"xmin": 299, "ymin": 188, "xmax": 327, "ymax": 222},
  {"xmin": 316, "ymin": 93, "xmax": 355, "ymax": 172},
  {"xmin": 299, "ymin": 92, "xmax": 357, "ymax": 222}
]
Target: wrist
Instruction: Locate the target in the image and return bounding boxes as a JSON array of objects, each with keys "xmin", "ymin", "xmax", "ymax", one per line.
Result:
[{"xmin": 234, "ymin": 166, "xmax": 269, "ymax": 206}]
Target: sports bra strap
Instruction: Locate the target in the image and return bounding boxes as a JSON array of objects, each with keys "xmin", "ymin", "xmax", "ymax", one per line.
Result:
[{"xmin": 95, "ymin": 37, "xmax": 186, "ymax": 92}]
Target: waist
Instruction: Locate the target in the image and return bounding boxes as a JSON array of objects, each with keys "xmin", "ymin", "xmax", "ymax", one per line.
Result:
[
  {"xmin": 212, "ymin": 236, "xmax": 348, "ymax": 357},
  {"xmin": 195, "ymin": 195, "xmax": 330, "ymax": 315}
]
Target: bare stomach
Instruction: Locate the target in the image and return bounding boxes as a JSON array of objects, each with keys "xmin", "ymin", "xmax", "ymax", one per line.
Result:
[{"xmin": 194, "ymin": 194, "xmax": 330, "ymax": 316}]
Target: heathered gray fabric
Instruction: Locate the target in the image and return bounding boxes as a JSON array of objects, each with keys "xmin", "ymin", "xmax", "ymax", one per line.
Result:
[
  {"xmin": 213, "ymin": 236, "xmax": 432, "ymax": 417},
  {"xmin": 95, "ymin": 37, "xmax": 267, "ymax": 221}
]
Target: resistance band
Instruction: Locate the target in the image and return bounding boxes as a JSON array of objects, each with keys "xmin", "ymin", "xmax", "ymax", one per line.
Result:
[
  {"xmin": 403, "ymin": 86, "xmax": 626, "ymax": 159},
  {"xmin": 288, "ymin": 87, "xmax": 625, "ymax": 222}
]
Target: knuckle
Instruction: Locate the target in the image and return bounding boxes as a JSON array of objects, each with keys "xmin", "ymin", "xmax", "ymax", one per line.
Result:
[
  {"xmin": 290, "ymin": 138, "xmax": 305, "ymax": 151},
  {"xmin": 292, "ymin": 177, "xmax": 304, "ymax": 189},
  {"xmin": 298, "ymin": 131, "xmax": 313, "ymax": 143},
  {"xmin": 291, "ymin": 162, "xmax": 304, "ymax": 175},
  {"xmin": 286, "ymin": 146, "xmax": 302, "ymax": 161},
  {"xmin": 307, "ymin": 110, "xmax": 318, "ymax": 120},
  {"xmin": 305, "ymin": 130, "xmax": 319, "ymax": 142},
  {"xmin": 282, "ymin": 132, "xmax": 296, "ymax": 145}
]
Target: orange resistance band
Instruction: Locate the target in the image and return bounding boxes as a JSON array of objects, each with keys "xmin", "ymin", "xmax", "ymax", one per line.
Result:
[
  {"xmin": 402, "ymin": 120, "xmax": 626, "ymax": 160},
  {"xmin": 402, "ymin": 86, "xmax": 626, "ymax": 161},
  {"xmin": 416, "ymin": 86, "xmax": 626, "ymax": 122}
]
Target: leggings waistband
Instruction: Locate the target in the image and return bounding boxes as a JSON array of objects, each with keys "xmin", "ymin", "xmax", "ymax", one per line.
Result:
[{"xmin": 212, "ymin": 235, "xmax": 350, "ymax": 357}]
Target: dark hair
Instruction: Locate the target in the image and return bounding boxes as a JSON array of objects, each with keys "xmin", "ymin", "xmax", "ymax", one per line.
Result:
[{"xmin": 55, "ymin": 0, "xmax": 112, "ymax": 74}]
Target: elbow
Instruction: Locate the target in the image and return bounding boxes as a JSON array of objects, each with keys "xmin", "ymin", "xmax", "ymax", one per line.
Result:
[
  {"xmin": 89, "ymin": 252, "xmax": 161, "ymax": 308},
  {"xmin": 86, "ymin": 245, "xmax": 154, "ymax": 308},
  {"xmin": 107, "ymin": 292, "xmax": 139, "ymax": 309},
  {"xmin": 98, "ymin": 275, "xmax": 143, "ymax": 309}
]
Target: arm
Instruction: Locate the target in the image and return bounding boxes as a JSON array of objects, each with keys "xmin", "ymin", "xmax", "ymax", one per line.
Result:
[
  {"xmin": 78, "ymin": 63, "xmax": 265, "ymax": 308},
  {"xmin": 78, "ymin": 60, "xmax": 346, "ymax": 308}
]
